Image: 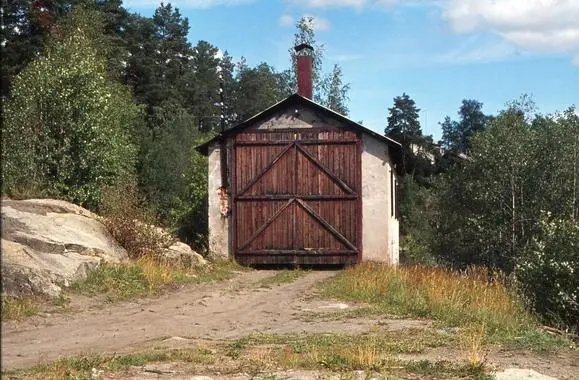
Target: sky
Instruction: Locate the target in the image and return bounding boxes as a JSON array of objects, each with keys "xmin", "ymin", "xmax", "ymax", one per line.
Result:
[{"xmin": 124, "ymin": 0, "xmax": 579, "ymax": 141}]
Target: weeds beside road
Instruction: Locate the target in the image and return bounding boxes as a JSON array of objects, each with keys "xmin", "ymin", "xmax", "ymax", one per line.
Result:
[{"xmin": 2, "ymin": 263, "xmax": 577, "ymax": 379}]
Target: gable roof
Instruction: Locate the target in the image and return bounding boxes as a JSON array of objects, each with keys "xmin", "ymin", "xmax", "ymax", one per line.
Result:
[{"xmin": 195, "ymin": 93, "xmax": 402, "ymax": 170}]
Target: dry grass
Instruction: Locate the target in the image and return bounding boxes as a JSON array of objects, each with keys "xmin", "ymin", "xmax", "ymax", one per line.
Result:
[
  {"xmin": 4, "ymin": 333, "xmax": 490, "ymax": 379},
  {"xmin": 460, "ymin": 323, "xmax": 488, "ymax": 367},
  {"xmin": 1, "ymin": 296, "xmax": 39, "ymax": 321},
  {"xmin": 69, "ymin": 257, "xmax": 238, "ymax": 302},
  {"xmin": 2, "ymin": 348, "xmax": 215, "ymax": 380},
  {"xmin": 319, "ymin": 262, "xmax": 570, "ymax": 349},
  {"xmin": 225, "ymin": 332, "xmax": 489, "ymax": 378},
  {"xmin": 99, "ymin": 180, "xmax": 174, "ymax": 260},
  {"xmin": 227, "ymin": 330, "xmax": 453, "ymax": 371}
]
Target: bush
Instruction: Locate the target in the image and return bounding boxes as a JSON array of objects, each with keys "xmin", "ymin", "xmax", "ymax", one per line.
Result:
[
  {"xmin": 516, "ymin": 215, "xmax": 579, "ymax": 330},
  {"xmin": 99, "ymin": 180, "xmax": 174, "ymax": 260},
  {"xmin": 1, "ymin": 8, "xmax": 139, "ymax": 209}
]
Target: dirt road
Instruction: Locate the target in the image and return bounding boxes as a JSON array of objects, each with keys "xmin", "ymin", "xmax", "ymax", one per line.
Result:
[
  {"xmin": 2, "ymin": 270, "xmax": 386, "ymax": 370},
  {"xmin": 2, "ymin": 270, "xmax": 578, "ymax": 380}
]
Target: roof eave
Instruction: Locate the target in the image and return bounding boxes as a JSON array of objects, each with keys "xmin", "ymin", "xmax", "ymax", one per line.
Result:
[{"xmin": 194, "ymin": 94, "xmax": 403, "ymax": 168}]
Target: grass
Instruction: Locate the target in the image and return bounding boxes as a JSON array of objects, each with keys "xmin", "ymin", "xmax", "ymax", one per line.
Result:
[
  {"xmin": 319, "ymin": 262, "xmax": 573, "ymax": 351},
  {"xmin": 221, "ymin": 331, "xmax": 456, "ymax": 375},
  {"xmin": 68, "ymin": 257, "xmax": 240, "ymax": 303},
  {"xmin": 1, "ymin": 259, "xmax": 241, "ymax": 320},
  {"xmin": 1, "ymin": 294, "xmax": 72, "ymax": 321},
  {"xmin": 258, "ymin": 269, "xmax": 308, "ymax": 288},
  {"xmin": 3, "ymin": 332, "xmax": 488, "ymax": 379},
  {"xmin": 405, "ymin": 360, "xmax": 490, "ymax": 380},
  {"xmin": 227, "ymin": 330, "xmax": 454, "ymax": 358},
  {"xmin": 1, "ymin": 296, "xmax": 40, "ymax": 320},
  {"xmin": 3, "ymin": 347, "xmax": 215, "ymax": 380}
]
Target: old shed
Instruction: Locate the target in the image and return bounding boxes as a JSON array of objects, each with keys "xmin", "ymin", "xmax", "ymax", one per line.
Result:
[{"xmin": 197, "ymin": 45, "xmax": 402, "ymax": 266}]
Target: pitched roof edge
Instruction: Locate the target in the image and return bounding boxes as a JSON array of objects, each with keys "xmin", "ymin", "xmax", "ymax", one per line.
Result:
[{"xmin": 195, "ymin": 94, "xmax": 402, "ymax": 171}]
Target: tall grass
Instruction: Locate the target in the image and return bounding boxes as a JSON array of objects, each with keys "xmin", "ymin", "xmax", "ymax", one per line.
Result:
[
  {"xmin": 320, "ymin": 263, "xmax": 542, "ymax": 343},
  {"xmin": 1, "ymin": 297, "xmax": 39, "ymax": 320},
  {"xmin": 69, "ymin": 257, "xmax": 237, "ymax": 302}
]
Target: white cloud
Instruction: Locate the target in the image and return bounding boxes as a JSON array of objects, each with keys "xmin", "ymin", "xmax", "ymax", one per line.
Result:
[
  {"xmin": 290, "ymin": 0, "xmax": 579, "ymax": 62},
  {"xmin": 289, "ymin": 0, "xmax": 366, "ymax": 9},
  {"xmin": 288, "ymin": 0, "xmax": 439, "ymax": 9},
  {"xmin": 443, "ymin": 0, "xmax": 579, "ymax": 59},
  {"xmin": 302, "ymin": 14, "xmax": 332, "ymax": 31},
  {"xmin": 280, "ymin": 13, "xmax": 330, "ymax": 30},
  {"xmin": 436, "ymin": 40, "xmax": 523, "ymax": 64},
  {"xmin": 279, "ymin": 14, "xmax": 295, "ymax": 27},
  {"xmin": 573, "ymin": 53, "xmax": 579, "ymax": 66},
  {"xmin": 123, "ymin": 0, "xmax": 254, "ymax": 10}
]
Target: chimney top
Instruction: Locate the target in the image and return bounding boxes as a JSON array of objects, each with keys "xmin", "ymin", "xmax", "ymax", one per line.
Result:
[
  {"xmin": 295, "ymin": 44, "xmax": 313, "ymax": 99},
  {"xmin": 294, "ymin": 43, "xmax": 314, "ymax": 53}
]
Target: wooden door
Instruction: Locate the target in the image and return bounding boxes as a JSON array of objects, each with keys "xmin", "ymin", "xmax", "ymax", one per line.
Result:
[{"xmin": 232, "ymin": 129, "xmax": 361, "ymax": 265}]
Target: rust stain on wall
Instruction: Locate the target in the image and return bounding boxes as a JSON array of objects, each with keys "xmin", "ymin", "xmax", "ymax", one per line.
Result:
[{"xmin": 217, "ymin": 186, "xmax": 229, "ymax": 217}]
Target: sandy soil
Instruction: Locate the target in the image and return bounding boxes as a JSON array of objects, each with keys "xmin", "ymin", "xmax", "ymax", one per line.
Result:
[{"xmin": 2, "ymin": 270, "xmax": 578, "ymax": 379}]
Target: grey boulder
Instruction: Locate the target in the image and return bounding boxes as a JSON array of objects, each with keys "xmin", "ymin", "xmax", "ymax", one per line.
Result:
[{"xmin": 1, "ymin": 198, "xmax": 128, "ymax": 298}]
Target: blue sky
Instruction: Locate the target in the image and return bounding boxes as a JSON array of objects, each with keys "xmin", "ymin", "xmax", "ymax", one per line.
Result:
[{"xmin": 125, "ymin": 0, "xmax": 579, "ymax": 141}]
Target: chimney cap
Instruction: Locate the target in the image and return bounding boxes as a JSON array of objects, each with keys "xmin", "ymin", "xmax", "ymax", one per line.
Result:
[{"xmin": 294, "ymin": 43, "xmax": 314, "ymax": 53}]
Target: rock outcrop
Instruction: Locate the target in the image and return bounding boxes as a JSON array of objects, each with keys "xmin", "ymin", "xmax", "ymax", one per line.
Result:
[
  {"xmin": 160, "ymin": 242, "xmax": 208, "ymax": 268},
  {"xmin": 1, "ymin": 198, "xmax": 128, "ymax": 298}
]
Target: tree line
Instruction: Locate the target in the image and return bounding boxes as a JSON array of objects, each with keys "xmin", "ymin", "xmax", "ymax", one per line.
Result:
[
  {"xmin": 1, "ymin": 1, "xmax": 349, "ymax": 249},
  {"xmin": 386, "ymin": 93, "xmax": 578, "ymax": 330}
]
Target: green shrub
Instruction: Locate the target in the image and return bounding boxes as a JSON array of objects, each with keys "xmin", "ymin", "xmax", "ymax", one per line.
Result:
[
  {"xmin": 99, "ymin": 180, "xmax": 173, "ymax": 260},
  {"xmin": 516, "ymin": 215, "xmax": 579, "ymax": 330},
  {"xmin": 1, "ymin": 8, "xmax": 138, "ymax": 209}
]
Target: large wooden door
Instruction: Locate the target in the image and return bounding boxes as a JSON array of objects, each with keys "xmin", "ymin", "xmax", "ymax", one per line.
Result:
[{"xmin": 232, "ymin": 129, "xmax": 361, "ymax": 265}]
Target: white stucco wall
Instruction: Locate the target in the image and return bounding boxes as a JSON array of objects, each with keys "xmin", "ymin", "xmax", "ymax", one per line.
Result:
[
  {"xmin": 207, "ymin": 143, "xmax": 231, "ymax": 259},
  {"xmin": 249, "ymin": 106, "xmax": 342, "ymax": 130},
  {"xmin": 361, "ymin": 134, "xmax": 399, "ymax": 264}
]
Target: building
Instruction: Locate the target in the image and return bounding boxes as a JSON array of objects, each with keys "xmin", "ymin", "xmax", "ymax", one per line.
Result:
[{"xmin": 196, "ymin": 44, "xmax": 402, "ymax": 266}]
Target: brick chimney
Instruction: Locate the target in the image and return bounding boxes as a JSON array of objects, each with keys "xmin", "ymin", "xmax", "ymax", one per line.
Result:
[{"xmin": 295, "ymin": 43, "xmax": 313, "ymax": 99}]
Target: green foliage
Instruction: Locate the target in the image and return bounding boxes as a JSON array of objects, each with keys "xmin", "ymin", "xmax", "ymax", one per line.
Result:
[
  {"xmin": 168, "ymin": 132, "xmax": 214, "ymax": 250},
  {"xmin": 4, "ymin": 348, "xmax": 214, "ymax": 379},
  {"xmin": 385, "ymin": 93, "xmax": 436, "ymax": 178},
  {"xmin": 441, "ymin": 99, "xmax": 489, "ymax": 153},
  {"xmin": 386, "ymin": 93, "xmax": 422, "ymax": 138},
  {"xmin": 320, "ymin": 64, "xmax": 350, "ymax": 115},
  {"xmin": 2, "ymin": 7, "xmax": 138, "ymax": 209},
  {"xmin": 70, "ymin": 262, "xmax": 149, "ymax": 301},
  {"xmin": 289, "ymin": 16, "xmax": 350, "ymax": 113},
  {"xmin": 398, "ymin": 175, "xmax": 437, "ymax": 265},
  {"xmin": 516, "ymin": 216, "xmax": 579, "ymax": 330},
  {"xmin": 232, "ymin": 61, "xmax": 288, "ymax": 122},
  {"xmin": 138, "ymin": 107, "xmax": 201, "ymax": 219},
  {"xmin": 434, "ymin": 102, "xmax": 578, "ymax": 272},
  {"xmin": 1, "ymin": 0, "xmax": 64, "ymax": 98},
  {"xmin": 429, "ymin": 99, "xmax": 579, "ymax": 329},
  {"xmin": 319, "ymin": 263, "xmax": 535, "ymax": 339}
]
